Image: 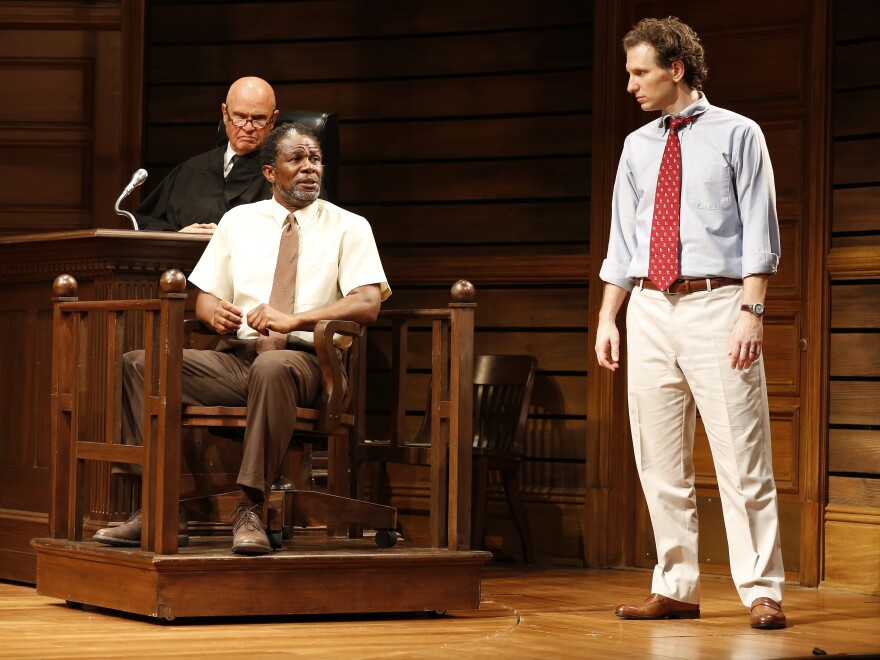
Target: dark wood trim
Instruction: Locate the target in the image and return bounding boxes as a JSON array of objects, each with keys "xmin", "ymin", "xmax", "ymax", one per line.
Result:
[
  {"xmin": 119, "ymin": 0, "xmax": 146, "ymax": 195},
  {"xmin": 798, "ymin": 0, "xmax": 833, "ymax": 589},
  {"xmin": 585, "ymin": 0, "xmax": 632, "ymax": 569}
]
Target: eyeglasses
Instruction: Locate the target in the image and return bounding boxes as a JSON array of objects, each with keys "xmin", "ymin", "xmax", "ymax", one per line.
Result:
[{"xmin": 225, "ymin": 111, "xmax": 272, "ymax": 129}]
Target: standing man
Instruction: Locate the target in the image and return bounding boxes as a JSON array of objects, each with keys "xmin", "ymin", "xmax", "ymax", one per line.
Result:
[
  {"xmin": 94, "ymin": 122, "xmax": 390, "ymax": 554},
  {"xmin": 595, "ymin": 17, "xmax": 786, "ymax": 630},
  {"xmin": 134, "ymin": 76, "xmax": 279, "ymax": 233}
]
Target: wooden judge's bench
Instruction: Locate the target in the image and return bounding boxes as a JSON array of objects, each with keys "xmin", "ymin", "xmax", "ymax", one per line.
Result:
[{"xmin": 0, "ymin": 230, "xmax": 210, "ymax": 583}]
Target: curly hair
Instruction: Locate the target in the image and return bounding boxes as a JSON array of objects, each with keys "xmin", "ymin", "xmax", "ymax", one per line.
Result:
[
  {"xmin": 623, "ymin": 16, "xmax": 708, "ymax": 90},
  {"xmin": 260, "ymin": 121, "xmax": 321, "ymax": 168}
]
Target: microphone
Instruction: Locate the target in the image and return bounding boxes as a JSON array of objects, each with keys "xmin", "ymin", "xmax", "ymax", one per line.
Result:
[{"xmin": 114, "ymin": 168, "xmax": 148, "ymax": 230}]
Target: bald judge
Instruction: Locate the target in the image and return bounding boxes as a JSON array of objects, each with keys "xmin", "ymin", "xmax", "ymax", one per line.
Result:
[{"xmin": 134, "ymin": 76, "xmax": 279, "ymax": 234}]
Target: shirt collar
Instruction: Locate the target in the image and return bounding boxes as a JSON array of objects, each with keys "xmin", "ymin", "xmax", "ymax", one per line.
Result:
[
  {"xmin": 223, "ymin": 143, "xmax": 238, "ymax": 172},
  {"xmin": 657, "ymin": 93, "xmax": 711, "ymax": 131},
  {"xmin": 270, "ymin": 197, "xmax": 321, "ymax": 229}
]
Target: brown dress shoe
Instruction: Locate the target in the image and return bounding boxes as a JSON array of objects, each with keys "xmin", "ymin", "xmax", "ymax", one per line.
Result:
[
  {"xmin": 92, "ymin": 509, "xmax": 189, "ymax": 547},
  {"xmin": 750, "ymin": 597, "xmax": 786, "ymax": 629},
  {"xmin": 615, "ymin": 593, "xmax": 700, "ymax": 620},
  {"xmin": 232, "ymin": 504, "xmax": 271, "ymax": 555}
]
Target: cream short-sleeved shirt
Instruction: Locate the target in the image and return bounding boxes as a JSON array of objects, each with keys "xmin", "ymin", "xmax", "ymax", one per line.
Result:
[{"xmin": 190, "ymin": 197, "xmax": 391, "ymax": 344}]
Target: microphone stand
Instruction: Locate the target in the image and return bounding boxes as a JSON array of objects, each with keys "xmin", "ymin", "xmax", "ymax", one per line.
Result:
[{"xmin": 114, "ymin": 169, "xmax": 148, "ymax": 230}]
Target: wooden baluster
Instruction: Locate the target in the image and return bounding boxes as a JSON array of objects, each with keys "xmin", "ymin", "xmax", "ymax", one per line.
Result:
[
  {"xmin": 49, "ymin": 275, "xmax": 78, "ymax": 540},
  {"xmin": 447, "ymin": 280, "xmax": 476, "ymax": 551}
]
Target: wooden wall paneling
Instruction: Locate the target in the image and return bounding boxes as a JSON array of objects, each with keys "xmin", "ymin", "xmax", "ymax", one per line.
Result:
[
  {"xmin": 823, "ymin": 517, "xmax": 880, "ymax": 594},
  {"xmin": 830, "ymin": 334, "xmax": 880, "ymax": 376},
  {"xmin": 831, "ymin": 283, "xmax": 880, "ymax": 327},
  {"xmin": 0, "ymin": 1, "xmax": 144, "ymax": 235},
  {"xmin": 761, "ymin": 310, "xmax": 802, "ymax": 396},
  {"xmin": 585, "ymin": 0, "xmax": 633, "ymax": 569},
  {"xmin": 833, "ymin": 188, "xmax": 880, "ymax": 236},
  {"xmin": 148, "ymin": 0, "xmax": 593, "ymax": 43},
  {"xmin": 823, "ymin": 0, "xmax": 880, "ymax": 595},
  {"xmin": 360, "ymin": 201, "xmax": 591, "ymax": 246},
  {"xmin": 834, "ymin": 88, "xmax": 880, "ymax": 139},
  {"xmin": 143, "ymin": 0, "xmax": 593, "ymax": 564},
  {"xmin": 148, "ymin": 28, "xmax": 588, "ymax": 84},
  {"xmin": 828, "ymin": 476, "xmax": 880, "ymax": 508},
  {"xmin": 833, "ymin": 39, "xmax": 880, "ymax": 90},
  {"xmin": 828, "ymin": 381, "xmax": 880, "ymax": 426},
  {"xmin": 833, "ymin": 138, "xmax": 880, "ymax": 186},
  {"xmin": 828, "ymin": 429, "xmax": 880, "ymax": 473}
]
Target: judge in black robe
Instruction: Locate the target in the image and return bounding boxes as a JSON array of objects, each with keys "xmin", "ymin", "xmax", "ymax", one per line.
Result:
[
  {"xmin": 133, "ymin": 147, "xmax": 270, "ymax": 232},
  {"xmin": 133, "ymin": 76, "xmax": 279, "ymax": 233}
]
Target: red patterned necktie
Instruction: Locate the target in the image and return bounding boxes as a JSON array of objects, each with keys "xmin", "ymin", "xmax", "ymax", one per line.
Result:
[
  {"xmin": 257, "ymin": 212, "xmax": 299, "ymax": 353},
  {"xmin": 648, "ymin": 115, "xmax": 697, "ymax": 291}
]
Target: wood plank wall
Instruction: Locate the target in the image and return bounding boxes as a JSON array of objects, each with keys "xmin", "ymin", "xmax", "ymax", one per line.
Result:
[
  {"xmin": 143, "ymin": 0, "xmax": 593, "ymax": 564},
  {"xmin": 823, "ymin": 0, "xmax": 880, "ymax": 595},
  {"xmin": 0, "ymin": 1, "xmax": 144, "ymax": 236}
]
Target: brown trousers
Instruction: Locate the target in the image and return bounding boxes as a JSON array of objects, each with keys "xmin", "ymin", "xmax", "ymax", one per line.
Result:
[{"xmin": 122, "ymin": 338, "xmax": 324, "ymax": 497}]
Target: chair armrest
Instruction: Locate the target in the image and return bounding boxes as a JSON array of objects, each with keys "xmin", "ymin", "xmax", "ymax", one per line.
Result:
[
  {"xmin": 183, "ymin": 318, "xmax": 222, "ymax": 350},
  {"xmin": 313, "ymin": 320, "xmax": 361, "ymax": 432}
]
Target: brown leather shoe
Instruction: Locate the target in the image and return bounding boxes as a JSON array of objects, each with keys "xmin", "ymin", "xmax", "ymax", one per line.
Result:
[
  {"xmin": 750, "ymin": 597, "xmax": 786, "ymax": 629},
  {"xmin": 92, "ymin": 509, "xmax": 189, "ymax": 547},
  {"xmin": 231, "ymin": 504, "xmax": 271, "ymax": 555},
  {"xmin": 615, "ymin": 593, "xmax": 700, "ymax": 620}
]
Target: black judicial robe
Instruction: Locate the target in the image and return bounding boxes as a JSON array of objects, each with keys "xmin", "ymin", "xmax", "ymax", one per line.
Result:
[{"xmin": 134, "ymin": 147, "xmax": 270, "ymax": 231}]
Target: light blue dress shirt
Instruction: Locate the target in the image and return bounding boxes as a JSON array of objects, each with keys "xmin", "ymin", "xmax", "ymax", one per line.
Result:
[{"xmin": 599, "ymin": 94, "xmax": 781, "ymax": 292}]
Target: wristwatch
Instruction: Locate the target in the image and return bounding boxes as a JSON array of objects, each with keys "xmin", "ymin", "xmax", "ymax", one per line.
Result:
[{"xmin": 741, "ymin": 303, "xmax": 765, "ymax": 317}]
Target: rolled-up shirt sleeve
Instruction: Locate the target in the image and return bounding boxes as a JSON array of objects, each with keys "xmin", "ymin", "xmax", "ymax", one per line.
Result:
[
  {"xmin": 600, "ymin": 139, "xmax": 639, "ymax": 292},
  {"xmin": 736, "ymin": 124, "xmax": 781, "ymax": 276}
]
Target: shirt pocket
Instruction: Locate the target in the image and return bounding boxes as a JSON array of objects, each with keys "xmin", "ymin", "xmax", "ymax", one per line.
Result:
[
  {"xmin": 687, "ymin": 164, "xmax": 731, "ymax": 210},
  {"xmin": 297, "ymin": 260, "xmax": 338, "ymax": 305}
]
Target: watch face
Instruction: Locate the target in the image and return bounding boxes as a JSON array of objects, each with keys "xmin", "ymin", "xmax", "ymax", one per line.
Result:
[{"xmin": 753, "ymin": 303, "xmax": 765, "ymax": 316}]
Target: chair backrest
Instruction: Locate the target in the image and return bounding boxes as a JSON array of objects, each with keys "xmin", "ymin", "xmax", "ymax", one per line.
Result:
[
  {"xmin": 218, "ymin": 109, "xmax": 339, "ymax": 203},
  {"xmin": 472, "ymin": 355, "xmax": 537, "ymax": 456}
]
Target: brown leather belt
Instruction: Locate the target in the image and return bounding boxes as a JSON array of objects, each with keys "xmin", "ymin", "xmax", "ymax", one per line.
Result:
[{"xmin": 637, "ymin": 277, "xmax": 742, "ymax": 294}]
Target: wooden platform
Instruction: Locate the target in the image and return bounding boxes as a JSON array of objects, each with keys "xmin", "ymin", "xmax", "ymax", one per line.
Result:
[
  {"xmin": 4, "ymin": 566, "xmax": 880, "ymax": 658},
  {"xmin": 32, "ymin": 534, "xmax": 490, "ymax": 621}
]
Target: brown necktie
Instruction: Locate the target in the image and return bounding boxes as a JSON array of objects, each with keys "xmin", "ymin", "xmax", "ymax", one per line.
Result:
[
  {"xmin": 257, "ymin": 212, "xmax": 299, "ymax": 353},
  {"xmin": 648, "ymin": 115, "xmax": 698, "ymax": 291}
]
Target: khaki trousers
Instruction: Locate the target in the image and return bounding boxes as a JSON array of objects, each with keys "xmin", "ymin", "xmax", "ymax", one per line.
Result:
[
  {"xmin": 122, "ymin": 338, "xmax": 325, "ymax": 496},
  {"xmin": 626, "ymin": 284, "xmax": 784, "ymax": 606}
]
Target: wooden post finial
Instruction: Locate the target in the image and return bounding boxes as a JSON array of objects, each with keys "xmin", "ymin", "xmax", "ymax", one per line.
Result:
[
  {"xmin": 451, "ymin": 279, "xmax": 476, "ymax": 302},
  {"xmin": 159, "ymin": 269, "xmax": 187, "ymax": 293},
  {"xmin": 52, "ymin": 274, "xmax": 77, "ymax": 298}
]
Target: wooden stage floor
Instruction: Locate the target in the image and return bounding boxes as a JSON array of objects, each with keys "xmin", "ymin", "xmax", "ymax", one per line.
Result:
[{"xmin": 2, "ymin": 565, "xmax": 879, "ymax": 659}]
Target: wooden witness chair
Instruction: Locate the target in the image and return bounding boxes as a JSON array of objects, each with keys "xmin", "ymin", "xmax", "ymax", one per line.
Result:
[
  {"xmin": 47, "ymin": 269, "xmax": 397, "ymax": 556},
  {"xmin": 39, "ymin": 270, "xmax": 487, "ymax": 620}
]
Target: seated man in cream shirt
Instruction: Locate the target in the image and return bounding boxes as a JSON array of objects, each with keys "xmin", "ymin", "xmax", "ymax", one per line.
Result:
[{"xmin": 94, "ymin": 122, "xmax": 390, "ymax": 554}]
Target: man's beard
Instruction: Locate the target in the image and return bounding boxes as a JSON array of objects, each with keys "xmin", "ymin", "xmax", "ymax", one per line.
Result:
[{"xmin": 278, "ymin": 183, "xmax": 320, "ymax": 206}]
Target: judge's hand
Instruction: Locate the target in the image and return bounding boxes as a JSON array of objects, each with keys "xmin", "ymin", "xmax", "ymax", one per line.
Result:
[
  {"xmin": 210, "ymin": 300, "xmax": 243, "ymax": 335},
  {"xmin": 247, "ymin": 304, "xmax": 296, "ymax": 337},
  {"xmin": 179, "ymin": 223, "xmax": 217, "ymax": 235}
]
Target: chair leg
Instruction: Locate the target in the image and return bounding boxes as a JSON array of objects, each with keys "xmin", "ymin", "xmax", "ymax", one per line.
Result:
[
  {"xmin": 471, "ymin": 456, "xmax": 490, "ymax": 552},
  {"xmin": 502, "ymin": 465, "xmax": 535, "ymax": 565},
  {"xmin": 368, "ymin": 460, "xmax": 390, "ymax": 504}
]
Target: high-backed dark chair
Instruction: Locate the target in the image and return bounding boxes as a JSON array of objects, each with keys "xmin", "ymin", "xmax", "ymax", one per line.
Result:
[
  {"xmin": 218, "ymin": 110, "xmax": 339, "ymax": 203},
  {"xmin": 366, "ymin": 354, "xmax": 537, "ymax": 564}
]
